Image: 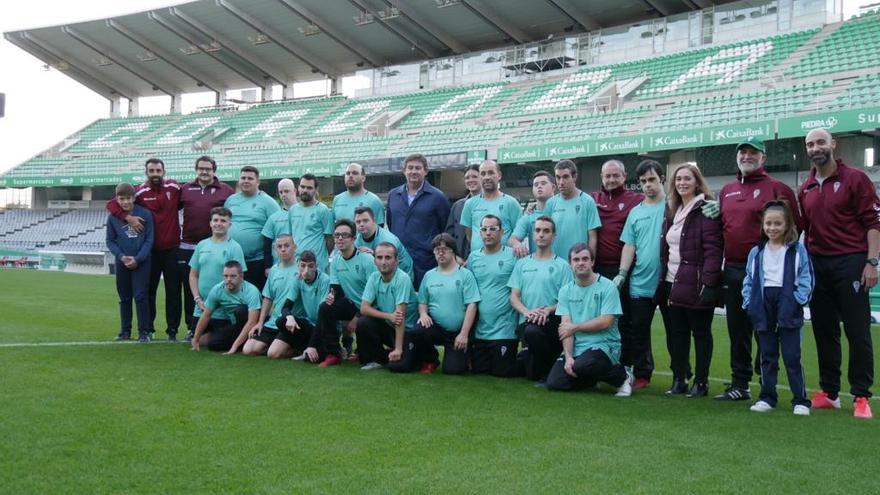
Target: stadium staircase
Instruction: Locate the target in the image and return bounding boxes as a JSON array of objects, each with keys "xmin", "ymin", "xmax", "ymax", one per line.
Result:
[{"xmin": 764, "ymin": 20, "xmax": 842, "ymax": 81}]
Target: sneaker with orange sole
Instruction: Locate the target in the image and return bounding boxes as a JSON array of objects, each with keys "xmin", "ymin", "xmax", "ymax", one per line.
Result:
[
  {"xmin": 811, "ymin": 390, "xmax": 841, "ymax": 409},
  {"xmin": 419, "ymin": 362, "xmax": 438, "ymax": 374},
  {"xmin": 633, "ymin": 377, "xmax": 650, "ymax": 390},
  {"xmin": 318, "ymin": 354, "xmax": 342, "ymax": 368},
  {"xmin": 853, "ymin": 397, "xmax": 873, "ymax": 419}
]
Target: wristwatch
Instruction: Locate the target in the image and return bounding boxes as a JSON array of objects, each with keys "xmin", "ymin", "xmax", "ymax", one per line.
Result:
[{"xmin": 868, "ymin": 257, "xmax": 879, "ymax": 267}]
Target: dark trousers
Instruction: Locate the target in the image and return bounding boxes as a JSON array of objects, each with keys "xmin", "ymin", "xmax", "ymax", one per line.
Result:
[
  {"xmin": 756, "ymin": 287, "xmax": 809, "ymax": 408},
  {"xmin": 275, "ymin": 316, "xmax": 318, "ymax": 352},
  {"xmin": 520, "ymin": 317, "xmax": 561, "ymax": 381},
  {"xmin": 412, "ymin": 322, "xmax": 467, "ymax": 375},
  {"xmin": 115, "ymin": 259, "xmax": 151, "ymax": 336},
  {"xmin": 470, "ymin": 338, "xmax": 520, "ymax": 377},
  {"xmin": 629, "ymin": 296, "xmax": 671, "ymax": 380},
  {"xmin": 810, "ymin": 253, "xmax": 874, "ymax": 398},
  {"xmin": 355, "ymin": 316, "xmax": 425, "ymax": 372},
  {"xmin": 317, "ymin": 297, "xmax": 358, "ymax": 357},
  {"xmin": 546, "ymin": 349, "xmax": 627, "ymax": 390},
  {"xmin": 148, "ymin": 247, "xmax": 181, "ymax": 333},
  {"xmin": 668, "ymin": 304, "xmax": 714, "ymax": 383},
  {"xmin": 177, "ymin": 247, "xmax": 196, "ymax": 332},
  {"xmin": 205, "ymin": 305, "xmax": 248, "ymax": 352},
  {"xmin": 597, "ymin": 264, "xmax": 633, "ymax": 365},
  {"xmin": 244, "ymin": 259, "xmax": 267, "ymax": 292},
  {"xmin": 724, "ymin": 264, "xmax": 759, "ymax": 388}
]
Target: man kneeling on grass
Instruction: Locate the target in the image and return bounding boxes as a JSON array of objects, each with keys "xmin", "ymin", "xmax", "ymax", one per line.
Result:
[
  {"xmin": 240, "ymin": 234, "xmax": 299, "ymax": 357},
  {"xmin": 356, "ymin": 242, "xmax": 422, "ymax": 371},
  {"xmin": 275, "ymin": 250, "xmax": 331, "ymax": 361},
  {"xmin": 190, "ymin": 261, "xmax": 261, "ymax": 353},
  {"xmin": 546, "ymin": 243, "xmax": 634, "ymax": 396}
]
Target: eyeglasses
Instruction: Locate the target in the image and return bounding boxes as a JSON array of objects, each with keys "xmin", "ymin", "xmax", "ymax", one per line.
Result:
[
  {"xmin": 479, "ymin": 226, "xmax": 501, "ymax": 233},
  {"xmin": 433, "ymin": 247, "xmax": 452, "ymax": 254},
  {"xmin": 333, "ymin": 232, "xmax": 353, "ymax": 239}
]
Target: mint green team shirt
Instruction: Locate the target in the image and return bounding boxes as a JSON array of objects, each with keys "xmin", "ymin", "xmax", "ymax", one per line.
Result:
[
  {"xmin": 204, "ymin": 280, "xmax": 262, "ymax": 324},
  {"xmin": 543, "ymin": 192, "xmax": 602, "ymax": 259},
  {"xmin": 459, "ymin": 193, "xmax": 522, "ymax": 252},
  {"xmin": 329, "ymin": 251, "xmax": 378, "ymax": 305},
  {"xmin": 285, "ymin": 271, "xmax": 331, "ymax": 326},
  {"xmin": 287, "ymin": 202, "xmax": 334, "ymax": 272},
  {"xmin": 261, "ymin": 262, "xmax": 299, "ymax": 329},
  {"xmin": 355, "ymin": 227, "xmax": 414, "ymax": 277},
  {"xmin": 261, "ymin": 207, "xmax": 291, "ymax": 265},
  {"xmin": 507, "ymin": 255, "xmax": 574, "ymax": 324},
  {"xmin": 467, "ymin": 246, "xmax": 517, "ymax": 340},
  {"xmin": 361, "ymin": 269, "xmax": 418, "ymax": 330},
  {"xmin": 619, "ymin": 200, "xmax": 667, "ymax": 298},
  {"xmin": 418, "ymin": 266, "xmax": 481, "ymax": 331},
  {"xmin": 556, "ymin": 276, "xmax": 622, "ymax": 361},
  {"xmin": 189, "ymin": 237, "xmax": 247, "ymax": 317},
  {"xmin": 512, "ymin": 207, "xmax": 544, "ymax": 253},
  {"xmin": 224, "ymin": 191, "xmax": 280, "ymax": 261},
  {"xmin": 332, "ymin": 190, "xmax": 385, "ymax": 225}
]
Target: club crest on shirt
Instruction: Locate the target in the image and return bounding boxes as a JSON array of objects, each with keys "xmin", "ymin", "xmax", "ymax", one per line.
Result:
[
  {"xmin": 498, "ymin": 260, "xmax": 504, "ymax": 268},
  {"xmin": 753, "ymin": 189, "xmax": 761, "ymax": 199},
  {"xmin": 455, "ymin": 279, "xmax": 461, "ymax": 288},
  {"xmin": 252, "ymin": 203, "xmax": 257, "ymax": 209},
  {"xmin": 618, "ymin": 203, "xmax": 625, "ymax": 210},
  {"xmin": 853, "ymin": 281, "xmax": 861, "ymax": 293},
  {"xmin": 833, "ymin": 182, "xmax": 841, "ymax": 193},
  {"xmin": 166, "ymin": 191, "xmax": 171, "ymax": 200},
  {"xmin": 549, "ymin": 266, "xmax": 555, "ymax": 273},
  {"xmin": 355, "ymin": 265, "xmax": 361, "ymax": 272},
  {"xmin": 575, "ymin": 204, "xmax": 581, "ymax": 213},
  {"xmin": 500, "ymin": 345, "xmax": 507, "ymax": 356}
]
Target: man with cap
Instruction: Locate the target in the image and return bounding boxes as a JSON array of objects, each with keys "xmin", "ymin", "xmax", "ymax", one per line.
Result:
[{"xmin": 713, "ymin": 136, "xmax": 801, "ymax": 401}]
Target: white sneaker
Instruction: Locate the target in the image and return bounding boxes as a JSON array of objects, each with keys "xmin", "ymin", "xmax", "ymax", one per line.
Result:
[
  {"xmin": 615, "ymin": 368, "xmax": 634, "ymax": 397},
  {"xmin": 793, "ymin": 405, "xmax": 811, "ymax": 416},
  {"xmin": 360, "ymin": 362, "xmax": 384, "ymax": 371},
  {"xmin": 290, "ymin": 354, "xmax": 307, "ymax": 361},
  {"xmin": 750, "ymin": 400, "xmax": 774, "ymax": 412}
]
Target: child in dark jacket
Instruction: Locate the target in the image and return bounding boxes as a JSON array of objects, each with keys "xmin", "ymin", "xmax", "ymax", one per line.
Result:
[
  {"xmin": 106, "ymin": 183, "xmax": 154, "ymax": 342},
  {"xmin": 742, "ymin": 200, "xmax": 814, "ymax": 415}
]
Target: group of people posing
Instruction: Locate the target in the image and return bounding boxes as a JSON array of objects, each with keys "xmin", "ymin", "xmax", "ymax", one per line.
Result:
[{"xmin": 105, "ymin": 127, "xmax": 877, "ymax": 419}]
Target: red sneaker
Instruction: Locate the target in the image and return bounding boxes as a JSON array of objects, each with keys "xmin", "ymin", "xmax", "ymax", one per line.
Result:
[
  {"xmin": 318, "ymin": 354, "xmax": 342, "ymax": 368},
  {"xmin": 811, "ymin": 390, "xmax": 841, "ymax": 409},
  {"xmin": 854, "ymin": 397, "xmax": 873, "ymax": 419},
  {"xmin": 419, "ymin": 362, "xmax": 438, "ymax": 374},
  {"xmin": 633, "ymin": 377, "xmax": 650, "ymax": 390}
]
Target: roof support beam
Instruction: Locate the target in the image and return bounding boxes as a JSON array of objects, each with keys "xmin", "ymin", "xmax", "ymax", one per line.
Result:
[
  {"xmin": 543, "ymin": 0, "xmax": 602, "ymax": 31},
  {"xmin": 168, "ymin": 7, "xmax": 290, "ymax": 87},
  {"xmin": 347, "ymin": 0, "xmax": 437, "ymax": 59},
  {"xmin": 640, "ymin": 0, "xmax": 669, "ymax": 17},
  {"xmin": 5, "ymin": 32, "xmax": 136, "ymax": 101},
  {"xmin": 62, "ymin": 26, "xmax": 181, "ymax": 97},
  {"xmin": 107, "ymin": 19, "xmax": 224, "ymax": 95},
  {"xmin": 460, "ymin": 0, "xmax": 531, "ymax": 44},
  {"xmin": 277, "ymin": 0, "xmax": 384, "ymax": 67},
  {"xmin": 384, "ymin": 0, "xmax": 469, "ymax": 54},
  {"xmin": 215, "ymin": 0, "xmax": 339, "ymax": 78}
]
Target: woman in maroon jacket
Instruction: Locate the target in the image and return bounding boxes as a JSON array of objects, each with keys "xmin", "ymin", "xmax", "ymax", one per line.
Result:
[{"xmin": 657, "ymin": 164, "xmax": 723, "ymax": 398}]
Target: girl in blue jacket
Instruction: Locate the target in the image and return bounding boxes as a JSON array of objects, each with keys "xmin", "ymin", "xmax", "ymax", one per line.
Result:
[{"xmin": 742, "ymin": 200, "xmax": 814, "ymax": 415}]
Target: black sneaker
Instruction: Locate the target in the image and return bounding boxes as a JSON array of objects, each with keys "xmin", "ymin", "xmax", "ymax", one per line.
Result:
[
  {"xmin": 137, "ymin": 333, "xmax": 152, "ymax": 343},
  {"xmin": 166, "ymin": 329, "xmax": 178, "ymax": 342},
  {"xmin": 183, "ymin": 330, "xmax": 194, "ymax": 342},
  {"xmin": 115, "ymin": 333, "xmax": 131, "ymax": 341},
  {"xmin": 713, "ymin": 385, "xmax": 752, "ymax": 401},
  {"xmin": 686, "ymin": 382, "xmax": 709, "ymax": 398}
]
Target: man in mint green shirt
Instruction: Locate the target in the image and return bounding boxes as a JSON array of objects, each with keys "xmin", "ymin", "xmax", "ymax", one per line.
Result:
[
  {"xmin": 191, "ymin": 260, "xmax": 262, "ymax": 354},
  {"xmin": 356, "ymin": 242, "xmax": 421, "ymax": 372},
  {"xmin": 189, "ymin": 207, "xmax": 247, "ymax": 321},
  {"xmin": 546, "ymin": 243, "xmax": 633, "ymax": 396},
  {"xmin": 332, "ymin": 163, "xmax": 385, "ymax": 225},
  {"xmin": 241, "ymin": 234, "xmax": 298, "ymax": 357},
  {"xmin": 460, "ymin": 160, "xmax": 522, "ymax": 252},
  {"xmin": 509, "ymin": 170, "xmax": 556, "ymax": 257},
  {"xmin": 616, "ymin": 160, "xmax": 672, "ymax": 389},
  {"xmin": 276, "ymin": 250, "xmax": 331, "ymax": 362},
  {"xmin": 509, "ymin": 216, "xmax": 573, "ymax": 382},
  {"xmin": 224, "ymin": 166, "xmax": 280, "ymax": 289},
  {"xmin": 466, "ymin": 214, "xmax": 519, "ymax": 377},
  {"xmin": 261, "ymin": 178, "xmax": 296, "ymax": 265},
  {"xmin": 543, "ymin": 159, "xmax": 601, "ymax": 259},
  {"xmin": 354, "ymin": 206, "xmax": 413, "ymax": 277},
  {"xmin": 414, "ymin": 232, "xmax": 481, "ymax": 375},
  {"xmin": 287, "ymin": 173, "xmax": 334, "ymax": 272}
]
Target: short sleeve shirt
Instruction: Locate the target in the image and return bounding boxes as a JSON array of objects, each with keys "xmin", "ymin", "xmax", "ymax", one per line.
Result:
[
  {"xmin": 261, "ymin": 262, "xmax": 299, "ymax": 329},
  {"xmin": 329, "ymin": 250, "xmax": 378, "ymax": 305},
  {"xmin": 224, "ymin": 191, "xmax": 280, "ymax": 261},
  {"xmin": 466, "ymin": 246, "xmax": 517, "ymax": 340},
  {"xmin": 459, "ymin": 193, "xmax": 522, "ymax": 252},
  {"xmin": 189, "ymin": 237, "xmax": 247, "ymax": 317},
  {"xmin": 507, "ymin": 255, "xmax": 573, "ymax": 324},
  {"xmin": 332, "ymin": 190, "xmax": 385, "ymax": 225},
  {"xmin": 544, "ymin": 192, "xmax": 602, "ymax": 259},
  {"xmin": 361, "ymin": 269, "xmax": 418, "ymax": 329},
  {"xmin": 288, "ymin": 202, "xmax": 334, "ymax": 272},
  {"xmin": 418, "ymin": 266, "xmax": 481, "ymax": 331},
  {"xmin": 619, "ymin": 200, "xmax": 666, "ymax": 298},
  {"xmin": 556, "ymin": 276, "xmax": 622, "ymax": 361},
  {"xmin": 204, "ymin": 280, "xmax": 262, "ymax": 324}
]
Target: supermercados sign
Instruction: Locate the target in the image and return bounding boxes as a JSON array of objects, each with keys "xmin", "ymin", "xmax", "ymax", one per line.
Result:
[{"xmin": 778, "ymin": 107, "xmax": 880, "ymax": 138}]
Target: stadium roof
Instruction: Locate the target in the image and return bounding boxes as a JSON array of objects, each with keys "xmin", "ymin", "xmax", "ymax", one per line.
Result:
[{"xmin": 4, "ymin": 0, "xmax": 737, "ymax": 101}]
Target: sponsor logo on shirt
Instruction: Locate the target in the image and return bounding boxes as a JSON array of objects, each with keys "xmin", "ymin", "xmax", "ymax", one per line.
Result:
[{"xmin": 724, "ymin": 191, "xmax": 741, "ymax": 198}]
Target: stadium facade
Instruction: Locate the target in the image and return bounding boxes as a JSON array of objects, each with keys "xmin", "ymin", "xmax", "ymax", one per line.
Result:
[{"xmin": 0, "ymin": 0, "xmax": 878, "ymax": 270}]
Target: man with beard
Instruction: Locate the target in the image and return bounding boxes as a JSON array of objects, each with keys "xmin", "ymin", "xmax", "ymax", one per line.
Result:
[
  {"xmin": 224, "ymin": 166, "xmax": 280, "ymax": 290},
  {"xmin": 446, "ymin": 164, "xmax": 481, "ymax": 260},
  {"xmin": 713, "ymin": 137, "xmax": 801, "ymax": 402},
  {"xmin": 798, "ymin": 128, "xmax": 879, "ymax": 419},
  {"xmin": 261, "ymin": 178, "xmax": 297, "ymax": 265},
  {"xmin": 106, "ymin": 158, "xmax": 182, "ymax": 341},
  {"xmin": 190, "ymin": 261, "xmax": 261, "ymax": 353},
  {"xmin": 509, "ymin": 171, "xmax": 556, "ymax": 258},
  {"xmin": 460, "ymin": 160, "xmax": 522, "ymax": 252},
  {"xmin": 332, "ymin": 163, "xmax": 385, "ymax": 224},
  {"xmin": 288, "ymin": 174, "xmax": 334, "ymax": 272}
]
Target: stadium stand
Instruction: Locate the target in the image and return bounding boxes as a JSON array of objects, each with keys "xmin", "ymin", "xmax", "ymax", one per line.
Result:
[
  {"xmin": 0, "ymin": 210, "xmax": 107, "ymax": 252},
  {"xmin": 831, "ymin": 73, "xmax": 880, "ymax": 109},
  {"xmin": 785, "ymin": 9, "xmax": 880, "ymax": 78}
]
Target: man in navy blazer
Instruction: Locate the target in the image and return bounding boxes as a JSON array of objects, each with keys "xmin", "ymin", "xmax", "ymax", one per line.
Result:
[{"xmin": 386, "ymin": 153, "xmax": 451, "ymax": 288}]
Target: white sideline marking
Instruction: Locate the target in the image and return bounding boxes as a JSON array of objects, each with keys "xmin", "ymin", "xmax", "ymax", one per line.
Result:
[{"xmin": 651, "ymin": 371, "xmax": 878, "ymax": 402}]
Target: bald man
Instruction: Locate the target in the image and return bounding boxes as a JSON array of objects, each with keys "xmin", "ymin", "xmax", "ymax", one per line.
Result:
[
  {"xmin": 798, "ymin": 128, "xmax": 880, "ymax": 419},
  {"xmin": 261, "ymin": 178, "xmax": 297, "ymax": 265},
  {"xmin": 332, "ymin": 162, "xmax": 385, "ymax": 225}
]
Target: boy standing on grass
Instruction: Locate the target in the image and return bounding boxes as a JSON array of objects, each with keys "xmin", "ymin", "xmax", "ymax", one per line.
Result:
[{"xmin": 106, "ymin": 182, "xmax": 154, "ymax": 342}]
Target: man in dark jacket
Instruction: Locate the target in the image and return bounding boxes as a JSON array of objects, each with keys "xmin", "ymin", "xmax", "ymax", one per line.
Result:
[{"xmin": 386, "ymin": 153, "xmax": 450, "ymax": 288}]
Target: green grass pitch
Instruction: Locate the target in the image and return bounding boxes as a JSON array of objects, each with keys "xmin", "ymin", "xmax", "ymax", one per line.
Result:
[{"xmin": 1, "ymin": 269, "xmax": 877, "ymax": 493}]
